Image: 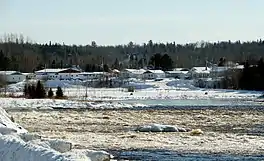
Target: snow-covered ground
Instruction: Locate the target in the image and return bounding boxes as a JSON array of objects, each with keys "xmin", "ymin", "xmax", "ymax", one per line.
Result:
[
  {"xmin": 0, "ymin": 107, "xmax": 112, "ymax": 161},
  {"xmin": 2, "ymin": 78, "xmax": 262, "ymax": 111},
  {"xmin": 62, "ymin": 78, "xmax": 262, "ymax": 101},
  {"xmin": 5, "ymin": 78, "xmax": 263, "ymax": 101}
]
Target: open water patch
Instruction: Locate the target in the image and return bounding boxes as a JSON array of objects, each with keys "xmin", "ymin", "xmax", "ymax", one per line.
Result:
[
  {"xmin": 118, "ymin": 99, "xmax": 264, "ymax": 111},
  {"xmin": 110, "ymin": 149, "xmax": 264, "ymax": 161}
]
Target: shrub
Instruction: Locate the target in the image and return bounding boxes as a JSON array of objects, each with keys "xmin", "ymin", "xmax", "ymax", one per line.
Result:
[
  {"xmin": 56, "ymin": 86, "xmax": 63, "ymax": 98},
  {"xmin": 127, "ymin": 86, "xmax": 135, "ymax": 92},
  {"xmin": 48, "ymin": 88, "xmax": 54, "ymax": 98}
]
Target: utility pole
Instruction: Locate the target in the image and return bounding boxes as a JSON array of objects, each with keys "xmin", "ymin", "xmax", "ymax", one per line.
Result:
[
  {"xmin": 4, "ymin": 70, "xmax": 6, "ymax": 97},
  {"xmin": 85, "ymin": 76, "xmax": 88, "ymax": 100}
]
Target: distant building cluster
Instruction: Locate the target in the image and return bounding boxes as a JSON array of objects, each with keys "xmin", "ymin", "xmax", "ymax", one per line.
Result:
[{"xmin": 0, "ymin": 63, "xmax": 244, "ymax": 89}]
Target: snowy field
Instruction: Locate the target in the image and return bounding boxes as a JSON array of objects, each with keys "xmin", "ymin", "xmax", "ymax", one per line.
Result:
[
  {"xmin": 6, "ymin": 78, "xmax": 263, "ymax": 102},
  {"xmin": 59, "ymin": 79, "xmax": 263, "ymax": 101},
  {"xmin": 1, "ymin": 78, "xmax": 264, "ymax": 160}
]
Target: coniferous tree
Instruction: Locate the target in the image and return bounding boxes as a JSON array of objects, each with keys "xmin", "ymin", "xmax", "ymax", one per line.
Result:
[
  {"xmin": 48, "ymin": 88, "xmax": 54, "ymax": 98},
  {"xmin": 56, "ymin": 86, "xmax": 63, "ymax": 98},
  {"xmin": 28, "ymin": 84, "xmax": 36, "ymax": 99},
  {"xmin": 36, "ymin": 80, "xmax": 46, "ymax": 98},
  {"xmin": 23, "ymin": 84, "xmax": 28, "ymax": 97}
]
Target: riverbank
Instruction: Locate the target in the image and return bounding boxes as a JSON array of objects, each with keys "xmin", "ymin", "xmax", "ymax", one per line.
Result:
[{"xmin": 9, "ymin": 108, "xmax": 264, "ymax": 159}]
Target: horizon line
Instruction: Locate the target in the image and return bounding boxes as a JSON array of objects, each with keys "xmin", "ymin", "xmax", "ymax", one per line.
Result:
[{"xmin": 0, "ymin": 33, "xmax": 263, "ymax": 46}]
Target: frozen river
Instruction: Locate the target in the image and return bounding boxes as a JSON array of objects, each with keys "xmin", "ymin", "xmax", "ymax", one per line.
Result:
[
  {"xmin": 119, "ymin": 99, "xmax": 264, "ymax": 110},
  {"xmin": 110, "ymin": 149, "xmax": 264, "ymax": 160}
]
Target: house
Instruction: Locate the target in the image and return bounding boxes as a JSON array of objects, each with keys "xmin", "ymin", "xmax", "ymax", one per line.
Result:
[
  {"xmin": 173, "ymin": 68, "xmax": 190, "ymax": 71},
  {"xmin": 165, "ymin": 71, "xmax": 188, "ymax": 79},
  {"xmin": 210, "ymin": 66, "xmax": 229, "ymax": 78},
  {"xmin": 35, "ymin": 68, "xmax": 82, "ymax": 80},
  {"xmin": 22, "ymin": 73, "xmax": 35, "ymax": 80},
  {"xmin": 188, "ymin": 67, "xmax": 211, "ymax": 79},
  {"xmin": 143, "ymin": 70, "xmax": 165, "ymax": 80},
  {"xmin": 210, "ymin": 65, "xmax": 244, "ymax": 78},
  {"xmin": 120, "ymin": 69, "xmax": 146, "ymax": 79},
  {"xmin": 0, "ymin": 71, "xmax": 26, "ymax": 83},
  {"xmin": 79, "ymin": 72, "xmax": 106, "ymax": 80}
]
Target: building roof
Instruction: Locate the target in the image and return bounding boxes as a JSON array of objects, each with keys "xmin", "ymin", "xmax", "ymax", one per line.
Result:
[
  {"xmin": 112, "ymin": 69, "xmax": 120, "ymax": 73},
  {"xmin": 144, "ymin": 70, "xmax": 165, "ymax": 74},
  {"xmin": 124, "ymin": 69, "xmax": 146, "ymax": 75},
  {"xmin": 165, "ymin": 71, "xmax": 188, "ymax": 74},
  {"xmin": 80, "ymin": 72, "xmax": 106, "ymax": 75},
  {"xmin": 22, "ymin": 73, "xmax": 34, "ymax": 76},
  {"xmin": 0, "ymin": 71, "xmax": 23, "ymax": 75},
  {"xmin": 173, "ymin": 68, "xmax": 189, "ymax": 71},
  {"xmin": 234, "ymin": 65, "xmax": 244, "ymax": 69},
  {"xmin": 35, "ymin": 68, "xmax": 67, "ymax": 73},
  {"xmin": 211, "ymin": 66, "xmax": 229, "ymax": 72},
  {"xmin": 190, "ymin": 67, "xmax": 211, "ymax": 74},
  {"xmin": 35, "ymin": 68, "xmax": 81, "ymax": 74}
]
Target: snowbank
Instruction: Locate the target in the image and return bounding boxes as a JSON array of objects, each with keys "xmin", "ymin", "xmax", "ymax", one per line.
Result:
[
  {"xmin": 0, "ymin": 107, "xmax": 112, "ymax": 161},
  {"xmin": 0, "ymin": 98, "xmax": 147, "ymax": 110},
  {"xmin": 135, "ymin": 124, "xmax": 191, "ymax": 132},
  {"xmin": 0, "ymin": 107, "xmax": 27, "ymax": 134}
]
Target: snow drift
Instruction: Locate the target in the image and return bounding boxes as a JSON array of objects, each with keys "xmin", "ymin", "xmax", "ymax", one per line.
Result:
[
  {"xmin": 135, "ymin": 124, "xmax": 191, "ymax": 132},
  {"xmin": 0, "ymin": 107, "xmax": 112, "ymax": 161}
]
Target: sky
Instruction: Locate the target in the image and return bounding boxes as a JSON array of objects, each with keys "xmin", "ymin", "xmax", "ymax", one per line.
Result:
[{"xmin": 1, "ymin": 0, "xmax": 263, "ymax": 45}]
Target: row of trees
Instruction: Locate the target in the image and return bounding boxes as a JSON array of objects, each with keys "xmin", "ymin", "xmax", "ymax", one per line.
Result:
[
  {"xmin": 24, "ymin": 80, "xmax": 63, "ymax": 99},
  {"xmin": 2, "ymin": 34, "xmax": 264, "ymax": 72}
]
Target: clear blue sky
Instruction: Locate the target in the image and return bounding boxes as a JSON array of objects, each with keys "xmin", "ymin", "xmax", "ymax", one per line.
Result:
[{"xmin": 1, "ymin": 0, "xmax": 263, "ymax": 45}]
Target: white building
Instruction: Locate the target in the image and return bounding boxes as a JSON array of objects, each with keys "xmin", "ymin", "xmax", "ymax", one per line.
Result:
[
  {"xmin": 165, "ymin": 71, "xmax": 189, "ymax": 79},
  {"xmin": 143, "ymin": 70, "xmax": 165, "ymax": 80},
  {"xmin": 35, "ymin": 68, "xmax": 82, "ymax": 80},
  {"xmin": 80, "ymin": 72, "xmax": 106, "ymax": 80},
  {"xmin": 0, "ymin": 71, "xmax": 26, "ymax": 83},
  {"xmin": 210, "ymin": 66, "xmax": 229, "ymax": 78},
  {"xmin": 22, "ymin": 73, "xmax": 35, "ymax": 80},
  {"xmin": 188, "ymin": 67, "xmax": 211, "ymax": 79},
  {"xmin": 35, "ymin": 68, "xmax": 110, "ymax": 81},
  {"xmin": 120, "ymin": 69, "xmax": 146, "ymax": 79}
]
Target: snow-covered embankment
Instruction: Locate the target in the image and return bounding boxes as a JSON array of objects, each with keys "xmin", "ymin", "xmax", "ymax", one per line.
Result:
[{"xmin": 0, "ymin": 107, "xmax": 112, "ymax": 161}]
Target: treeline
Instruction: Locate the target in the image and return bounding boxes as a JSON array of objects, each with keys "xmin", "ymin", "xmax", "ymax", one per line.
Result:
[
  {"xmin": 239, "ymin": 58, "xmax": 264, "ymax": 90},
  {"xmin": 216, "ymin": 57, "xmax": 264, "ymax": 91},
  {"xmin": 1, "ymin": 34, "xmax": 264, "ymax": 72}
]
